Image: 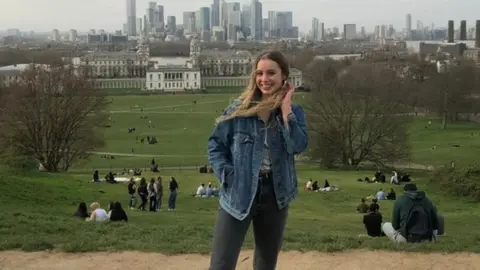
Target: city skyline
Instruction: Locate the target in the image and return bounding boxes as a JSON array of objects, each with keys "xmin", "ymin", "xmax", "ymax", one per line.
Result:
[{"xmin": 1, "ymin": 0, "xmax": 480, "ymax": 33}]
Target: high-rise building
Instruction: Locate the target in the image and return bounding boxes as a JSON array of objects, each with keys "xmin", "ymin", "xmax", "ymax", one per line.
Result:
[
  {"xmin": 476, "ymin": 20, "xmax": 480, "ymax": 48},
  {"xmin": 312, "ymin": 18, "xmax": 319, "ymax": 41},
  {"xmin": 69, "ymin": 29, "xmax": 77, "ymax": 42},
  {"xmin": 460, "ymin": 20, "xmax": 467, "ymax": 40},
  {"xmin": 199, "ymin": 7, "xmax": 211, "ymax": 31},
  {"xmin": 447, "ymin": 20, "xmax": 454, "ymax": 43},
  {"xmin": 250, "ymin": 0, "xmax": 263, "ymax": 40},
  {"xmin": 126, "ymin": 0, "xmax": 137, "ymax": 36},
  {"xmin": 219, "ymin": 0, "xmax": 227, "ymax": 29},
  {"xmin": 268, "ymin": 11, "xmax": 276, "ymax": 37},
  {"xmin": 136, "ymin": 18, "xmax": 143, "ymax": 36},
  {"xmin": 241, "ymin": 4, "xmax": 251, "ymax": 29},
  {"xmin": 167, "ymin": 16, "xmax": 176, "ymax": 35},
  {"xmin": 51, "ymin": 29, "xmax": 60, "ymax": 41},
  {"xmin": 211, "ymin": 0, "xmax": 220, "ymax": 27},
  {"xmin": 183, "ymin": 12, "xmax": 196, "ymax": 33},
  {"xmin": 343, "ymin": 24, "xmax": 356, "ymax": 40},
  {"xmin": 311, "ymin": 18, "xmax": 324, "ymax": 41},
  {"xmin": 405, "ymin": 13, "xmax": 412, "ymax": 40}
]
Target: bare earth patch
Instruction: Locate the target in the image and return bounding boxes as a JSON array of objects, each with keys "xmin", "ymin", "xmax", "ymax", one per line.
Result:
[{"xmin": 1, "ymin": 250, "xmax": 479, "ymax": 270}]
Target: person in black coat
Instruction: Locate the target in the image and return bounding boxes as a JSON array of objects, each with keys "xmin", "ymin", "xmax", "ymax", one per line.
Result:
[
  {"xmin": 74, "ymin": 202, "xmax": 89, "ymax": 219},
  {"xmin": 110, "ymin": 201, "xmax": 128, "ymax": 222}
]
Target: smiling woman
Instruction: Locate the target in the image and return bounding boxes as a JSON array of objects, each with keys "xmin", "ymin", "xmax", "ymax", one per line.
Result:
[{"xmin": 207, "ymin": 50, "xmax": 309, "ymax": 270}]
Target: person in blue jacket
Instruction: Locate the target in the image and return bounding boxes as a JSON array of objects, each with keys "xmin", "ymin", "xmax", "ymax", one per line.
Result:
[{"xmin": 207, "ymin": 50, "xmax": 309, "ymax": 270}]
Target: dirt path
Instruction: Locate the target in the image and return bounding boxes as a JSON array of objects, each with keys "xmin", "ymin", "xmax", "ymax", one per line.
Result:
[{"xmin": 1, "ymin": 250, "xmax": 479, "ymax": 270}]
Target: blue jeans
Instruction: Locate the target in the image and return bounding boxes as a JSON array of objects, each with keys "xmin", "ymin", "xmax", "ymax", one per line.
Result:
[
  {"xmin": 129, "ymin": 194, "xmax": 136, "ymax": 208},
  {"xmin": 168, "ymin": 190, "xmax": 177, "ymax": 210},
  {"xmin": 156, "ymin": 195, "xmax": 162, "ymax": 211}
]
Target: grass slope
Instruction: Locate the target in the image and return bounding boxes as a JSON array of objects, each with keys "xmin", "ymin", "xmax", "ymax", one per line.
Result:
[{"xmin": 2, "ymin": 169, "xmax": 480, "ymax": 253}]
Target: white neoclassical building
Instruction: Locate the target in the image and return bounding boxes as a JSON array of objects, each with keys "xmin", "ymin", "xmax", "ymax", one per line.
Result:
[{"xmin": 145, "ymin": 62, "xmax": 201, "ymax": 91}]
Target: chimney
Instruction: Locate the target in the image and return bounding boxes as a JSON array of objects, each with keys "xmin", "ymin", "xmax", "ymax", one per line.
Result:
[
  {"xmin": 447, "ymin": 20, "xmax": 454, "ymax": 43},
  {"xmin": 460, "ymin": 20, "xmax": 467, "ymax": 40},
  {"xmin": 476, "ymin": 20, "xmax": 480, "ymax": 48}
]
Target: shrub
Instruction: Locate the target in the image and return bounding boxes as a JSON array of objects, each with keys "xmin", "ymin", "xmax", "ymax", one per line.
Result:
[
  {"xmin": 431, "ymin": 163, "xmax": 480, "ymax": 201},
  {"xmin": 0, "ymin": 152, "xmax": 38, "ymax": 172}
]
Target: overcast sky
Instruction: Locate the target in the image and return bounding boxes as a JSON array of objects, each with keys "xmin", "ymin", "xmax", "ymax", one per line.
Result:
[{"xmin": 0, "ymin": 0, "xmax": 479, "ymax": 33}]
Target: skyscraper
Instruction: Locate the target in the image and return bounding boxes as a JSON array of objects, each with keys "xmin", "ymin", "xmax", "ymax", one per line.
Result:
[
  {"xmin": 405, "ymin": 13, "xmax": 412, "ymax": 40},
  {"xmin": 312, "ymin": 18, "xmax": 319, "ymax": 41},
  {"xmin": 126, "ymin": 0, "xmax": 137, "ymax": 36},
  {"xmin": 250, "ymin": 0, "xmax": 262, "ymax": 40},
  {"xmin": 447, "ymin": 20, "xmax": 454, "ymax": 43},
  {"xmin": 199, "ymin": 7, "xmax": 211, "ymax": 31},
  {"xmin": 460, "ymin": 20, "xmax": 467, "ymax": 40},
  {"xmin": 211, "ymin": 0, "xmax": 220, "ymax": 27}
]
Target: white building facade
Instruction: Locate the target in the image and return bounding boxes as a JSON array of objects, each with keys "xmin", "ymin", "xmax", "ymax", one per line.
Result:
[{"xmin": 145, "ymin": 62, "xmax": 201, "ymax": 91}]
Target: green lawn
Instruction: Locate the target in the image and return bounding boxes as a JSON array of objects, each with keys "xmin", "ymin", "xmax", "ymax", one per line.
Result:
[
  {"xmin": 2, "ymin": 169, "xmax": 480, "ymax": 253},
  {"xmin": 409, "ymin": 118, "xmax": 480, "ymax": 167},
  {"xmin": 74, "ymin": 94, "xmax": 480, "ymax": 170}
]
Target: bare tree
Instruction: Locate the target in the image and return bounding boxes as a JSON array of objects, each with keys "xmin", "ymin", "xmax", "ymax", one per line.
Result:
[
  {"xmin": 419, "ymin": 60, "xmax": 478, "ymax": 129},
  {"xmin": 305, "ymin": 60, "xmax": 411, "ymax": 168},
  {"xmin": 284, "ymin": 48, "xmax": 316, "ymax": 72},
  {"xmin": 0, "ymin": 64, "xmax": 109, "ymax": 172}
]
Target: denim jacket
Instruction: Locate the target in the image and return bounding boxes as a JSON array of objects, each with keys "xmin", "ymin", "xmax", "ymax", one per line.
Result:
[{"xmin": 207, "ymin": 100, "xmax": 309, "ymax": 220}]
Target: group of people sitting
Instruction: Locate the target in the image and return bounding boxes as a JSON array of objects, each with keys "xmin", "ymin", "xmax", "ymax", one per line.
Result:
[
  {"xmin": 194, "ymin": 183, "xmax": 219, "ymax": 197},
  {"xmin": 74, "ymin": 201, "xmax": 128, "ymax": 222},
  {"xmin": 305, "ymin": 179, "xmax": 338, "ymax": 192},
  {"xmin": 358, "ymin": 183, "xmax": 445, "ymax": 243},
  {"xmin": 359, "ymin": 171, "xmax": 412, "ymax": 185}
]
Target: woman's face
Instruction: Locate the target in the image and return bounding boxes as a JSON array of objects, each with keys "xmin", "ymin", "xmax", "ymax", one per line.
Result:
[{"xmin": 255, "ymin": 59, "xmax": 284, "ymax": 97}]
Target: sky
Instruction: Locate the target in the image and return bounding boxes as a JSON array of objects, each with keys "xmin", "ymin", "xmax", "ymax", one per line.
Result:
[{"xmin": 0, "ymin": 0, "xmax": 479, "ymax": 33}]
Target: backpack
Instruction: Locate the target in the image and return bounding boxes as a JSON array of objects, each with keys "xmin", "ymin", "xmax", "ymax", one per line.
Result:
[{"xmin": 404, "ymin": 201, "xmax": 434, "ymax": 243}]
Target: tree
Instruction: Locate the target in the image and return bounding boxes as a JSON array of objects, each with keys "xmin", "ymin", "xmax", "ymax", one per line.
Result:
[
  {"xmin": 305, "ymin": 60, "xmax": 412, "ymax": 168},
  {"xmin": 0, "ymin": 64, "xmax": 109, "ymax": 172},
  {"xmin": 284, "ymin": 48, "xmax": 316, "ymax": 72},
  {"xmin": 419, "ymin": 60, "xmax": 478, "ymax": 129}
]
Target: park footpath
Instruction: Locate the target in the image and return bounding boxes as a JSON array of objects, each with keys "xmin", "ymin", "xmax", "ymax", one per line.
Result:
[{"xmin": 73, "ymin": 151, "xmax": 435, "ymax": 173}]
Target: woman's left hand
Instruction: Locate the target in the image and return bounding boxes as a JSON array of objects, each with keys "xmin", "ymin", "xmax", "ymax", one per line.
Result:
[{"xmin": 281, "ymin": 82, "xmax": 295, "ymax": 124}]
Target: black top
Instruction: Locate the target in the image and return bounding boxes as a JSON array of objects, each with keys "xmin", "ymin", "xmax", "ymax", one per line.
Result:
[
  {"xmin": 110, "ymin": 209, "xmax": 128, "ymax": 222},
  {"xmin": 128, "ymin": 182, "xmax": 136, "ymax": 195},
  {"xmin": 363, "ymin": 212, "xmax": 383, "ymax": 237},
  {"xmin": 169, "ymin": 180, "xmax": 178, "ymax": 192}
]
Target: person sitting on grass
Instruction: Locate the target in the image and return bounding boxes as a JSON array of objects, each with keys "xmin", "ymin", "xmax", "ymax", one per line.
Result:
[
  {"xmin": 206, "ymin": 183, "xmax": 214, "ymax": 197},
  {"xmin": 305, "ymin": 179, "xmax": 313, "ymax": 191},
  {"xmin": 109, "ymin": 201, "xmax": 128, "ymax": 222},
  {"xmin": 363, "ymin": 204, "xmax": 385, "ymax": 237},
  {"xmin": 386, "ymin": 188, "xmax": 396, "ymax": 200},
  {"xmin": 356, "ymin": 198, "xmax": 369, "ymax": 213},
  {"xmin": 74, "ymin": 202, "xmax": 89, "ymax": 219},
  {"xmin": 86, "ymin": 202, "xmax": 109, "ymax": 222},
  {"xmin": 376, "ymin": 188, "xmax": 386, "ymax": 200},
  {"xmin": 369, "ymin": 198, "xmax": 380, "ymax": 213},
  {"xmin": 196, "ymin": 183, "xmax": 207, "ymax": 197},
  {"xmin": 382, "ymin": 183, "xmax": 438, "ymax": 243},
  {"xmin": 312, "ymin": 181, "xmax": 319, "ymax": 191}
]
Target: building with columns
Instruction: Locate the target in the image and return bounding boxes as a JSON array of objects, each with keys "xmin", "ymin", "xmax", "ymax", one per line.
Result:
[{"xmin": 145, "ymin": 62, "xmax": 201, "ymax": 91}]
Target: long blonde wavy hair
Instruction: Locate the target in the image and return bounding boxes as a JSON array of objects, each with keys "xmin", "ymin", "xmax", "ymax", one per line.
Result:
[{"xmin": 217, "ymin": 50, "xmax": 290, "ymax": 123}]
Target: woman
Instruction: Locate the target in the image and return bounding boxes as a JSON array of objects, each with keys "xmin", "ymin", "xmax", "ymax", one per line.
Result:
[
  {"xmin": 86, "ymin": 202, "xmax": 109, "ymax": 222},
  {"xmin": 148, "ymin": 178, "xmax": 157, "ymax": 212},
  {"xmin": 73, "ymin": 202, "xmax": 89, "ymax": 219},
  {"xmin": 137, "ymin": 177, "xmax": 148, "ymax": 211},
  {"xmin": 109, "ymin": 201, "xmax": 128, "ymax": 222},
  {"xmin": 168, "ymin": 177, "xmax": 179, "ymax": 211},
  {"xmin": 207, "ymin": 51, "xmax": 308, "ymax": 270},
  {"xmin": 155, "ymin": 176, "xmax": 163, "ymax": 211},
  {"xmin": 127, "ymin": 177, "xmax": 137, "ymax": 209},
  {"xmin": 386, "ymin": 188, "xmax": 396, "ymax": 200}
]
